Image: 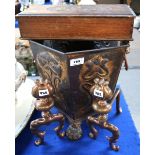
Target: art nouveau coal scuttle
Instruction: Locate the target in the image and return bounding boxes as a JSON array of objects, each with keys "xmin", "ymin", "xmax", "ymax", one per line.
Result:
[{"xmin": 16, "ymin": 4, "xmax": 135, "ymax": 150}]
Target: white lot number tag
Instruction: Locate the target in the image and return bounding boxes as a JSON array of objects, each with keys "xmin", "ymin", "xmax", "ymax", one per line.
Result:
[
  {"xmin": 94, "ymin": 89, "xmax": 103, "ymax": 98},
  {"xmin": 39, "ymin": 89, "xmax": 49, "ymax": 97},
  {"xmin": 70, "ymin": 57, "xmax": 84, "ymax": 66}
]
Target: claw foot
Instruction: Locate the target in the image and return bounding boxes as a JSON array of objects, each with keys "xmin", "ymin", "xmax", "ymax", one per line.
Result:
[
  {"xmin": 116, "ymin": 107, "xmax": 122, "ymax": 114},
  {"xmin": 106, "ymin": 136, "xmax": 119, "ymax": 151},
  {"xmin": 35, "ymin": 139, "xmax": 44, "ymax": 146},
  {"xmin": 34, "ymin": 131, "xmax": 45, "ymax": 145},
  {"xmin": 111, "ymin": 144, "xmax": 119, "ymax": 151}
]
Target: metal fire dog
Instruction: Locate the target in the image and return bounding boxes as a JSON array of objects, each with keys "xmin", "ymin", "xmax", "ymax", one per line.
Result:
[
  {"xmin": 30, "ymin": 76, "xmax": 121, "ymax": 151},
  {"xmin": 30, "ymin": 79, "xmax": 65, "ymax": 145},
  {"xmin": 87, "ymin": 78, "xmax": 121, "ymax": 151}
]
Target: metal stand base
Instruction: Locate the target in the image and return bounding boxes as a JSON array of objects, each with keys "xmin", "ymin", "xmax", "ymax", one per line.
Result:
[{"xmin": 66, "ymin": 121, "xmax": 82, "ymax": 140}]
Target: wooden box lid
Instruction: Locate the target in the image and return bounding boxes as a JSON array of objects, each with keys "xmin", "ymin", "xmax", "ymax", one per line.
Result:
[{"xmin": 16, "ymin": 4, "xmax": 135, "ymax": 40}]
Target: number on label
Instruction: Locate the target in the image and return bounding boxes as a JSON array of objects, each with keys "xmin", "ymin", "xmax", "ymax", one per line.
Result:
[
  {"xmin": 94, "ymin": 89, "xmax": 103, "ymax": 98},
  {"xmin": 39, "ymin": 89, "xmax": 49, "ymax": 97},
  {"xmin": 70, "ymin": 57, "xmax": 84, "ymax": 66}
]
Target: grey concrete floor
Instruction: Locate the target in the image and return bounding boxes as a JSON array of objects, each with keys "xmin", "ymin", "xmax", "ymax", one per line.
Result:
[
  {"xmin": 118, "ymin": 28, "xmax": 140, "ymax": 132},
  {"xmin": 118, "ymin": 69, "xmax": 140, "ymax": 132}
]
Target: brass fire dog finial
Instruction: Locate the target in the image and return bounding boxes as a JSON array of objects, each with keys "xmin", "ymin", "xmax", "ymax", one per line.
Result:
[
  {"xmin": 30, "ymin": 79, "xmax": 65, "ymax": 145},
  {"xmin": 87, "ymin": 78, "xmax": 121, "ymax": 151}
]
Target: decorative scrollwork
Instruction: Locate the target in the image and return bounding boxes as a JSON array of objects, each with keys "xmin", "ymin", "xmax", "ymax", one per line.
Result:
[
  {"xmin": 36, "ymin": 52, "xmax": 62, "ymax": 94},
  {"xmin": 87, "ymin": 114, "xmax": 120, "ymax": 151},
  {"xmin": 79, "ymin": 55, "xmax": 111, "ymax": 92},
  {"xmin": 35, "ymin": 52, "xmax": 67, "ymax": 111}
]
